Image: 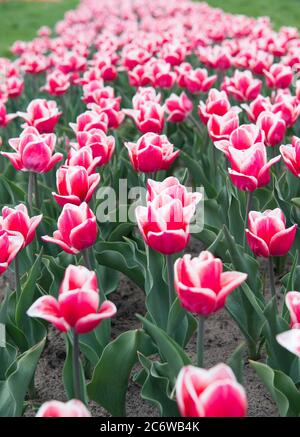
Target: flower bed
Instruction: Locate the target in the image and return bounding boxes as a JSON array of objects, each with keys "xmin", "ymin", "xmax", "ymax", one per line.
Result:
[{"xmin": 0, "ymin": 0, "xmax": 300, "ymax": 418}]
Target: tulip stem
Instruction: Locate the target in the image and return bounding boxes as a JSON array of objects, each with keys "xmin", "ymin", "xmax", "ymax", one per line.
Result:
[
  {"xmin": 268, "ymin": 257, "xmax": 276, "ymax": 299},
  {"xmin": 72, "ymin": 329, "xmax": 83, "ymax": 402},
  {"xmin": 33, "ymin": 173, "xmax": 40, "ymax": 209},
  {"xmin": 28, "ymin": 172, "xmax": 35, "ymax": 213},
  {"xmin": 243, "ymin": 191, "xmax": 253, "ymax": 248},
  {"xmin": 166, "ymin": 254, "xmax": 175, "ymax": 309},
  {"xmin": 196, "ymin": 316, "xmax": 205, "ymax": 367},
  {"xmin": 14, "ymin": 253, "xmax": 21, "ymax": 300},
  {"xmin": 82, "ymin": 248, "xmax": 92, "ymax": 270}
]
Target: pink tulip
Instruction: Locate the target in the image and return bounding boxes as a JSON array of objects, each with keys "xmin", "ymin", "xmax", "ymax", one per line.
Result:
[
  {"xmin": 36, "ymin": 400, "xmax": 91, "ymax": 417},
  {"xmin": 174, "ymin": 251, "xmax": 247, "ymax": 316},
  {"xmin": 0, "ymin": 102, "xmax": 16, "ymax": 128},
  {"xmin": 198, "ymin": 89, "xmax": 232, "ymax": 125},
  {"xmin": 242, "ymin": 95, "xmax": 272, "ymax": 123},
  {"xmin": 18, "ymin": 99, "xmax": 61, "ymax": 134},
  {"xmin": 222, "ymin": 70, "xmax": 262, "ymax": 102},
  {"xmin": 207, "ymin": 110, "xmax": 239, "ymax": 142},
  {"xmin": 89, "ymin": 99, "xmax": 124, "ymax": 129},
  {"xmin": 0, "ymin": 204, "xmax": 42, "ymax": 248},
  {"xmin": 264, "ymin": 64, "xmax": 293, "ymax": 89},
  {"xmin": 215, "ymin": 124, "xmax": 264, "ymax": 157},
  {"xmin": 70, "ymin": 110, "xmax": 108, "ymax": 135},
  {"xmin": 27, "ymin": 265, "xmax": 116, "ymax": 334},
  {"xmin": 132, "ymin": 87, "xmax": 161, "ymax": 110},
  {"xmin": 66, "ymin": 146, "xmax": 102, "ymax": 174},
  {"xmin": 280, "ymin": 136, "xmax": 300, "ymax": 177},
  {"xmin": 165, "ymin": 92, "xmax": 193, "ymax": 123},
  {"xmin": 228, "ymin": 143, "xmax": 280, "ymax": 191},
  {"xmin": 20, "ymin": 54, "xmax": 48, "ymax": 75},
  {"xmin": 42, "ymin": 70, "xmax": 70, "ymax": 96},
  {"xmin": 2, "ymin": 127, "xmax": 62, "ymax": 173},
  {"xmin": 285, "ymin": 291, "xmax": 300, "ymax": 328},
  {"xmin": 124, "ymin": 101, "xmax": 165, "ymax": 134},
  {"xmin": 0, "ymin": 230, "xmax": 24, "ymax": 274},
  {"xmin": 42, "ymin": 202, "xmax": 98, "ymax": 254},
  {"xmin": 277, "ymin": 330, "xmax": 300, "ymax": 357},
  {"xmin": 136, "ymin": 179, "xmax": 200, "ymax": 254},
  {"xmin": 53, "ymin": 165, "xmax": 100, "ymax": 207},
  {"xmin": 6, "ymin": 76, "xmax": 24, "ymax": 99},
  {"xmin": 184, "ymin": 68, "xmax": 217, "ymax": 94},
  {"xmin": 245, "ymin": 209, "xmax": 297, "ymax": 257},
  {"xmin": 176, "ymin": 364, "xmax": 247, "ymax": 417},
  {"xmin": 272, "ymin": 91, "xmax": 300, "ymax": 127},
  {"xmin": 74, "ymin": 128, "xmax": 115, "ymax": 166},
  {"xmin": 256, "ymin": 111, "xmax": 286, "ymax": 147},
  {"xmin": 125, "ymin": 133, "xmax": 180, "ymax": 173},
  {"xmin": 198, "ymin": 46, "xmax": 232, "ymax": 70}
]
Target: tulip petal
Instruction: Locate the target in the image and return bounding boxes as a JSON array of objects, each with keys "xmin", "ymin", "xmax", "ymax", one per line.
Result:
[
  {"xmin": 269, "ymin": 224, "xmax": 297, "ymax": 256},
  {"xmin": 277, "ymin": 329, "xmax": 300, "ymax": 357},
  {"xmin": 27, "ymin": 295, "xmax": 69, "ymax": 332},
  {"xmin": 75, "ymin": 300, "xmax": 117, "ymax": 334},
  {"xmin": 245, "ymin": 229, "xmax": 269, "ymax": 257}
]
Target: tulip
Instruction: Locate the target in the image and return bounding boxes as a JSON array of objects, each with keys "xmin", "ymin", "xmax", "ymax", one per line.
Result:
[
  {"xmin": 165, "ymin": 92, "xmax": 193, "ymax": 123},
  {"xmin": 125, "ymin": 133, "xmax": 180, "ymax": 173},
  {"xmin": 146, "ymin": 177, "xmax": 201, "ymax": 205},
  {"xmin": 18, "ymin": 99, "xmax": 61, "ymax": 134},
  {"xmin": 149, "ymin": 59, "xmax": 176, "ymax": 89},
  {"xmin": 124, "ymin": 101, "xmax": 165, "ymax": 134},
  {"xmin": 42, "ymin": 70, "xmax": 70, "ymax": 96},
  {"xmin": 53, "ymin": 165, "xmax": 100, "ymax": 207},
  {"xmin": 42, "ymin": 202, "xmax": 98, "ymax": 254},
  {"xmin": 222, "ymin": 70, "xmax": 262, "ymax": 102},
  {"xmin": 27, "ymin": 264, "xmax": 116, "ymax": 402},
  {"xmin": 0, "ymin": 204, "xmax": 42, "ymax": 248},
  {"xmin": 132, "ymin": 87, "xmax": 161, "ymax": 110},
  {"xmin": 198, "ymin": 46, "xmax": 232, "ymax": 70},
  {"xmin": 135, "ymin": 182, "xmax": 201, "ymax": 255},
  {"xmin": 242, "ymin": 95, "xmax": 272, "ymax": 123},
  {"xmin": 198, "ymin": 89, "xmax": 231, "ymax": 125},
  {"xmin": 75, "ymin": 128, "xmax": 115, "ymax": 166},
  {"xmin": 272, "ymin": 92, "xmax": 300, "ymax": 127},
  {"xmin": 277, "ymin": 330, "xmax": 300, "ymax": 358},
  {"xmin": 6, "ymin": 76, "xmax": 24, "ymax": 99},
  {"xmin": 176, "ymin": 364, "xmax": 247, "ymax": 417},
  {"xmin": 215, "ymin": 124, "xmax": 264, "ymax": 158},
  {"xmin": 285, "ymin": 291, "xmax": 300, "ymax": 328},
  {"xmin": 89, "ymin": 99, "xmax": 124, "ymax": 129},
  {"xmin": 70, "ymin": 110, "xmax": 108, "ymax": 135},
  {"xmin": 245, "ymin": 209, "xmax": 297, "ymax": 258},
  {"xmin": 256, "ymin": 111, "xmax": 286, "ymax": 147},
  {"xmin": 264, "ymin": 64, "xmax": 293, "ymax": 89},
  {"xmin": 27, "ymin": 264, "xmax": 116, "ymax": 334},
  {"xmin": 20, "ymin": 54, "xmax": 48, "ymax": 75},
  {"xmin": 184, "ymin": 68, "xmax": 217, "ymax": 94},
  {"xmin": 175, "ymin": 62, "xmax": 193, "ymax": 88},
  {"xmin": 280, "ymin": 136, "xmax": 300, "ymax": 177},
  {"xmin": 66, "ymin": 146, "xmax": 102, "ymax": 174},
  {"xmin": 174, "ymin": 251, "xmax": 247, "ymax": 316},
  {"xmin": 0, "ymin": 229, "xmax": 24, "ymax": 274},
  {"xmin": 2, "ymin": 127, "xmax": 62, "ymax": 173},
  {"xmin": 228, "ymin": 143, "xmax": 280, "ymax": 191},
  {"xmin": 207, "ymin": 110, "xmax": 239, "ymax": 142},
  {"xmin": 36, "ymin": 400, "xmax": 91, "ymax": 417},
  {"xmin": 0, "ymin": 102, "xmax": 16, "ymax": 128}
]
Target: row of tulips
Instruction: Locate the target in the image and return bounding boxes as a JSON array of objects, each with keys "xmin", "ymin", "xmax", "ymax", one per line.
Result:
[{"xmin": 1, "ymin": 0, "xmax": 300, "ymax": 418}]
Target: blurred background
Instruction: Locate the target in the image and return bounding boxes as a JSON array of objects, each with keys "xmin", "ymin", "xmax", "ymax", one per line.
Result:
[{"xmin": 0, "ymin": 0, "xmax": 299, "ymax": 57}]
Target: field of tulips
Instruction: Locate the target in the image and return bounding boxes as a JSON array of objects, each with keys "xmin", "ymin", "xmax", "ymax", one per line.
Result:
[{"xmin": 2, "ymin": 0, "xmax": 300, "ymax": 419}]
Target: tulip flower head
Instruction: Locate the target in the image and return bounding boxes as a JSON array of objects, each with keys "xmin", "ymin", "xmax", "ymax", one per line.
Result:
[
  {"xmin": 245, "ymin": 209, "xmax": 297, "ymax": 257},
  {"xmin": 135, "ymin": 177, "xmax": 201, "ymax": 254},
  {"xmin": 0, "ymin": 229, "xmax": 24, "ymax": 274},
  {"xmin": 174, "ymin": 251, "xmax": 247, "ymax": 316},
  {"xmin": 52, "ymin": 165, "xmax": 100, "ymax": 206},
  {"xmin": 18, "ymin": 99, "xmax": 61, "ymax": 133},
  {"xmin": 36, "ymin": 400, "xmax": 91, "ymax": 417},
  {"xmin": 280, "ymin": 136, "xmax": 300, "ymax": 177},
  {"xmin": 176, "ymin": 364, "xmax": 247, "ymax": 417},
  {"xmin": 0, "ymin": 204, "xmax": 42, "ymax": 248},
  {"xmin": 2, "ymin": 127, "xmax": 62, "ymax": 173},
  {"xmin": 42, "ymin": 202, "xmax": 98, "ymax": 254},
  {"xmin": 27, "ymin": 264, "xmax": 116, "ymax": 334},
  {"xmin": 125, "ymin": 133, "xmax": 180, "ymax": 173}
]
